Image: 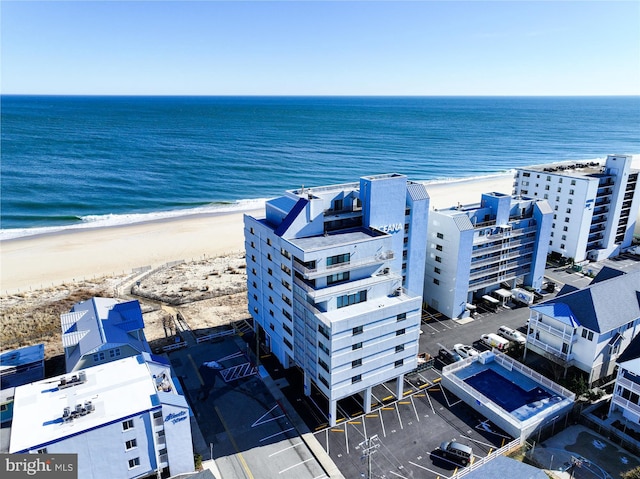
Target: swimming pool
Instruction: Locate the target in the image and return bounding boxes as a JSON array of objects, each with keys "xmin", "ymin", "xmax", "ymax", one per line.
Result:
[{"xmin": 464, "ymin": 368, "xmax": 552, "ymax": 412}]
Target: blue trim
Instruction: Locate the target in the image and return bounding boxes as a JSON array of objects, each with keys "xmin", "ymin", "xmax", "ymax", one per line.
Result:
[{"xmin": 274, "ymin": 198, "xmax": 308, "ymax": 237}]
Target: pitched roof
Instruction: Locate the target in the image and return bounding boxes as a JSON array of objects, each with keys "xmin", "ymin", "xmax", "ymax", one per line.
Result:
[
  {"xmin": 618, "ymin": 332, "xmax": 640, "ymax": 364},
  {"xmin": 532, "ymin": 270, "xmax": 640, "ymax": 333},
  {"xmin": 61, "ymin": 297, "xmax": 150, "ymax": 371},
  {"xmin": 591, "ymin": 266, "xmax": 627, "ymax": 284},
  {"xmin": 407, "ymin": 182, "xmax": 430, "ymax": 201}
]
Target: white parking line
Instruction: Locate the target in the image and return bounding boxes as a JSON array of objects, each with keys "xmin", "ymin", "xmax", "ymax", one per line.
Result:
[
  {"xmin": 268, "ymin": 441, "xmax": 304, "ymax": 457},
  {"xmin": 279, "ymin": 457, "xmax": 313, "ymax": 474},
  {"xmin": 259, "ymin": 427, "xmax": 295, "ymax": 443},
  {"xmin": 409, "ymin": 395, "xmax": 420, "ymax": 422},
  {"xmin": 408, "ymin": 460, "xmax": 445, "ymax": 476},
  {"xmin": 395, "ymin": 402, "xmax": 403, "ymax": 429},
  {"xmin": 252, "ymin": 404, "xmax": 284, "ymax": 427},
  {"xmin": 389, "ymin": 470, "xmax": 409, "ymax": 478}
]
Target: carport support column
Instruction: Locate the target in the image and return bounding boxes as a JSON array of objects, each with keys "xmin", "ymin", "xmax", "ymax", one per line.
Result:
[
  {"xmin": 396, "ymin": 373, "xmax": 404, "ymax": 400},
  {"xmin": 329, "ymin": 399, "xmax": 337, "ymax": 427},
  {"xmin": 364, "ymin": 386, "xmax": 372, "ymax": 413}
]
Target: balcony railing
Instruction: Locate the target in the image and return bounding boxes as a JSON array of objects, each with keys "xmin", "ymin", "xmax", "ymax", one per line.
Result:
[
  {"xmin": 529, "ymin": 320, "xmax": 577, "ymax": 343},
  {"xmin": 293, "ymin": 273, "xmax": 401, "ymax": 301},
  {"xmin": 611, "ymin": 394, "xmax": 640, "ymax": 417},
  {"xmin": 293, "ymin": 250, "xmax": 394, "ymax": 279},
  {"xmin": 526, "ymin": 336, "xmax": 574, "ymax": 362}
]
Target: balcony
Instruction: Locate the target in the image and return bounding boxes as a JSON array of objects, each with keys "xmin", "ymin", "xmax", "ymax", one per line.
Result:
[
  {"xmin": 526, "ymin": 336, "xmax": 574, "ymax": 363},
  {"xmin": 293, "ymin": 250, "xmax": 394, "ymax": 279},
  {"xmin": 293, "ymin": 273, "xmax": 401, "ymax": 301},
  {"xmin": 530, "ymin": 319, "xmax": 577, "ymax": 343},
  {"xmin": 611, "ymin": 394, "xmax": 640, "ymax": 417}
]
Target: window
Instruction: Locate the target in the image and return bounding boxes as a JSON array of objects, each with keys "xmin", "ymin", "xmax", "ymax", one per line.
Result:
[
  {"xmin": 109, "ymin": 348, "xmax": 121, "ymax": 359},
  {"xmin": 402, "ymin": 250, "xmax": 408, "ymax": 259},
  {"xmin": 564, "ymin": 217, "xmax": 570, "ymax": 223},
  {"xmin": 571, "ymin": 179, "xmax": 576, "ymax": 185},
  {"xmin": 318, "ymin": 341, "xmax": 330, "ymax": 355},
  {"xmin": 568, "ymin": 198, "xmax": 573, "ymax": 205},
  {"xmin": 125, "ymin": 439, "xmax": 137, "ymax": 450},
  {"xmin": 434, "ymin": 267, "xmax": 441, "ymax": 274},
  {"xmin": 128, "ymin": 458, "xmax": 140, "ymax": 469},
  {"xmin": 546, "ymin": 175, "xmax": 551, "ymax": 181},
  {"xmin": 560, "ymin": 243, "xmax": 565, "ymax": 249},
  {"xmin": 437, "ymin": 232, "xmax": 444, "ymax": 239},
  {"xmin": 318, "ymin": 358, "xmax": 329, "ymax": 372},
  {"xmin": 251, "ymin": 254, "xmax": 256, "ymax": 262},
  {"xmin": 337, "ymin": 290, "xmax": 367, "ymax": 308},
  {"xmin": 93, "ymin": 352, "xmax": 105, "ymax": 362},
  {"xmin": 352, "ymin": 374, "xmax": 362, "ymax": 384},
  {"xmin": 251, "ymin": 241, "xmax": 255, "ymax": 248},
  {"xmin": 404, "ymin": 223, "xmax": 409, "ymax": 233},
  {"xmin": 37, "ymin": 448, "xmax": 47, "ymax": 454},
  {"xmin": 397, "ymin": 313, "xmax": 406, "ymax": 321},
  {"xmin": 402, "ymin": 262, "xmax": 407, "ymax": 270},
  {"xmin": 553, "ymin": 214, "xmax": 557, "ymax": 220},
  {"xmin": 283, "ymin": 323, "xmax": 292, "ymax": 335},
  {"xmin": 327, "ymin": 271, "xmax": 350, "ymax": 285},
  {"xmin": 395, "ymin": 359, "xmax": 403, "ymax": 368},
  {"xmin": 562, "ymin": 235, "xmax": 567, "ymax": 240},
  {"xmin": 333, "ymin": 199, "xmax": 343, "ymax": 211},
  {"xmin": 353, "ymin": 342, "xmax": 362, "ymax": 350},
  {"xmin": 269, "ymin": 310, "xmax": 274, "ymax": 317},
  {"xmin": 250, "ymin": 227, "xmax": 254, "ymax": 234},
  {"xmin": 280, "ymin": 248, "xmax": 290, "ymax": 259},
  {"xmin": 268, "ymin": 282, "xmax": 273, "ymax": 290},
  {"xmin": 550, "ymin": 232, "xmax": 554, "ymax": 237},
  {"xmin": 153, "ymin": 411, "xmax": 162, "ymax": 419},
  {"xmin": 405, "ymin": 208, "xmax": 411, "ymax": 215},
  {"xmin": 557, "ymin": 187, "xmax": 562, "ymax": 193},
  {"xmin": 396, "ymin": 328, "xmax": 405, "ymax": 336},
  {"xmin": 269, "ymin": 322, "xmax": 275, "ymax": 330},
  {"xmin": 395, "ymin": 344, "xmax": 404, "ymax": 353},
  {"xmin": 282, "ymin": 279, "xmax": 291, "ymax": 290},
  {"xmin": 544, "ymin": 194, "xmax": 549, "ymax": 200},
  {"xmin": 282, "ymin": 309, "xmax": 292, "ymax": 320},
  {"xmin": 435, "ymin": 256, "xmax": 442, "ymax": 263},
  {"xmin": 266, "ymin": 238, "xmax": 272, "ymax": 246},
  {"xmin": 523, "ymin": 172, "xmax": 530, "ymax": 177},
  {"xmin": 318, "ymin": 374, "xmax": 329, "ymax": 388},
  {"xmin": 563, "ymin": 226, "xmax": 568, "ymax": 232},
  {"xmin": 318, "ymin": 324, "xmax": 330, "ymax": 339},
  {"xmin": 436, "ymin": 244, "xmax": 443, "ymax": 251},
  {"xmin": 554, "ymin": 205, "xmax": 558, "ymax": 211},
  {"xmin": 122, "ymin": 419, "xmax": 134, "ymax": 431},
  {"xmin": 267, "ymin": 268, "xmax": 273, "ymax": 275},
  {"xmin": 267, "ymin": 253, "xmax": 272, "ymax": 261},
  {"xmin": 281, "ymin": 264, "xmax": 291, "ymax": 275},
  {"xmin": 569, "ymin": 189, "xmax": 575, "ymax": 195},
  {"xmin": 552, "ymin": 223, "xmax": 556, "ymax": 228},
  {"xmin": 352, "ymin": 325, "xmax": 364, "ymax": 335},
  {"xmin": 283, "ymin": 338, "xmax": 293, "ymax": 350},
  {"xmin": 433, "ymin": 278, "xmax": 440, "ymax": 285},
  {"xmin": 352, "ymin": 359, "xmax": 362, "ymax": 368},
  {"xmin": 327, "ymin": 253, "xmax": 350, "ymax": 266},
  {"xmin": 581, "ymin": 329, "xmax": 594, "ymax": 341},
  {"xmin": 566, "ymin": 208, "xmax": 571, "ymax": 214},
  {"xmin": 545, "ymin": 185, "xmax": 550, "ymax": 191}
]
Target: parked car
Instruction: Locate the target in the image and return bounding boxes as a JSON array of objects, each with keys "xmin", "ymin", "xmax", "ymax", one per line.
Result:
[
  {"xmin": 480, "ymin": 333, "xmax": 510, "ymax": 351},
  {"xmin": 496, "ymin": 325, "xmax": 526, "ymax": 345},
  {"xmin": 440, "ymin": 440, "xmax": 473, "ymax": 466},
  {"xmin": 453, "ymin": 343, "xmax": 480, "ymax": 358},
  {"xmin": 438, "ymin": 348, "xmax": 462, "ymax": 364}
]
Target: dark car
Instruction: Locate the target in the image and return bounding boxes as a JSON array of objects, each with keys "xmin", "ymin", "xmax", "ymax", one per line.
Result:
[{"xmin": 438, "ymin": 348, "xmax": 462, "ymax": 364}]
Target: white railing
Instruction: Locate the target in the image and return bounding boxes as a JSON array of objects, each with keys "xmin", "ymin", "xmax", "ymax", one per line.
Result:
[
  {"xmin": 196, "ymin": 328, "xmax": 235, "ymax": 343},
  {"xmin": 450, "ymin": 436, "xmax": 524, "ymax": 478},
  {"xmin": 162, "ymin": 341, "xmax": 187, "ymax": 352},
  {"xmin": 525, "ymin": 337, "xmax": 574, "ymax": 362},
  {"xmin": 529, "ymin": 320, "xmax": 576, "ymax": 343},
  {"xmin": 292, "ymin": 251, "xmax": 394, "ymax": 278},
  {"xmin": 612, "ymin": 395, "xmax": 640, "ymax": 417}
]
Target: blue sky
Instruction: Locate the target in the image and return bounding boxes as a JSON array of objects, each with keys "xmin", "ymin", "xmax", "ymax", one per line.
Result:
[{"xmin": 2, "ymin": 1, "xmax": 639, "ymax": 96}]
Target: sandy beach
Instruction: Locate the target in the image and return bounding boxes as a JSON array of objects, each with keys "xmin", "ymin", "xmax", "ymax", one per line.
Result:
[{"xmin": 2, "ymin": 167, "xmax": 639, "ymax": 294}]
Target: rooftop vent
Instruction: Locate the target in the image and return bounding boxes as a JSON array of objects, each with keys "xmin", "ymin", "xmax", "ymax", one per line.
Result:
[
  {"xmin": 62, "ymin": 400, "xmax": 94, "ymax": 422},
  {"xmin": 58, "ymin": 371, "xmax": 87, "ymax": 390}
]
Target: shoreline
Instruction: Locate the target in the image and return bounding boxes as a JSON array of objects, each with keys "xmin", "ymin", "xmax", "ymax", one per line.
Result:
[{"xmin": 2, "ymin": 161, "xmax": 639, "ymax": 294}]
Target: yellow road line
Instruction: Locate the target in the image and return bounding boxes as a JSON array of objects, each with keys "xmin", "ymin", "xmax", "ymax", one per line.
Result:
[
  {"xmin": 419, "ymin": 383, "xmax": 429, "ymax": 389},
  {"xmin": 415, "ymin": 393, "xmax": 425, "ymax": 397},
  {"xmin": 403, "ymin": 389, "xmax": 412, "ymax": 396},
  {"xmin": 382, "ymin": 407, "xmax": 394, "ymax": 410},
  {"xmin": 314, "ymin": 423, "xmax": 328, "ymax": 431},
  {"xmin": 188, "ymin": 354, "xmax": 204, "ymax": 386},
  {"xmin": 382, "ymin": 395, "xmax": 394, "ymax": 401},
  {"xmin": 432, "ymin": 378, "xmax": 442, "ymax": 383},
  {"xmin": 331, "ymin": 428, "xmax": 344, "ymax": 433},
  {"xmin": 348, "ymin": 421, "xmax": 361, "ymax": 424},
  {"xmin": 399, "ymin": 401, "xmax": 410, "ymax": 405},
  {"xmin": 365, "ymin": 414, "xmax": 378, "ymax": 418},
  {"xmin": 215, "ymin": 406, "xmax": 254, "ymax": 479}
]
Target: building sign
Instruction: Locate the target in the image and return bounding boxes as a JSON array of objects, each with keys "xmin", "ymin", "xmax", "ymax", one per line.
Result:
[
  {"xmin": 377, "ymin": 223, "xmax": 403, "ymax": 234},
  {"xmin": 165, "ymin": 410, "xmax": 187, "ymax": 425}
]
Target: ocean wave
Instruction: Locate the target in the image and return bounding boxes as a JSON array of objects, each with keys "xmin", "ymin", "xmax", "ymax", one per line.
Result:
[{"xmin": 0, "ymin": 198, "xmax": 269, "ymax": 241}]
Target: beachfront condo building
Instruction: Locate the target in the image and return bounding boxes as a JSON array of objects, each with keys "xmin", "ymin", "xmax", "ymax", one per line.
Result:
[
  {"xmin": 525, "ymin": 268, "xmax": 640, "ymax": 387},
  {"xmin": 9, "ymin": 353, "xmax": 194, "ymax": 478},
  {"xmin": 61, "ymin": 297, "xmax": 151, "ymax": 373},
  {"xmin": 244, "ymin": 174, "xmax": 429, "ymax": 426},
  {"xmin": 423, "ymin": 192, "xmax": 552, "ymax": 319},
  {"xmin": 513, "ymin": 154, "xmax": 640, "ymax": 263}
]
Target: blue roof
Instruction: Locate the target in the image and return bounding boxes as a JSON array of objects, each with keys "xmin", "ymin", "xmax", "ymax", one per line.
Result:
[
  {"xmin": 0, "ymin": 343, "xmax": 44, "ymax": 368},
  {"xmin": 531, "ymin": 302, "xmax": 581, "ymax": 328},
  {"xmin": 274, "ymin": 197, "xmax": 308, "ymax": 237},
  {"xmin": 61, "ymin": 297, "xmax": 150, "ymax": 372}
]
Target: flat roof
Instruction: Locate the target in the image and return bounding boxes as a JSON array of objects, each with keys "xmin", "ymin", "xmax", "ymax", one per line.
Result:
[
  {"xmin": 288, "ymin": 227, "xmax": 386, "ymax": 251},
  {"xmin": 10, "ymin": 355, "xmax": 170, "ymax": 453},
  {"xmin": 0, "ymin": 344, "xmax": 44, "ymax": 371}
]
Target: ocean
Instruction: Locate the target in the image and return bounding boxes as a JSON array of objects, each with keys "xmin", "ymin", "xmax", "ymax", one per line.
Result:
[{"xmin": 1, "ymin": 95, "xmax": 639, "ymax": 240}]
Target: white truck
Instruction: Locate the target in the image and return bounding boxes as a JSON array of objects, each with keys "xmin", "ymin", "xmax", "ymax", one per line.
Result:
[{"xmin": 510, "ymin": 287, "xmax": 535, "ymax": 306}]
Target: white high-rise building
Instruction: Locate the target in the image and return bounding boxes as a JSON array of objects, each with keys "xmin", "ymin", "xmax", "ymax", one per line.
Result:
[
  {"xmin": 244, "ymin": 174, "xmax": 429, "ymax": 426},
  {"xmin": 513, "ymin": 154, "xmax": 639, "ymax": 263}
]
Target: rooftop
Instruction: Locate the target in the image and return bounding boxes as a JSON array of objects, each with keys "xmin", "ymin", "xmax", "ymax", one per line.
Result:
[{"xmin": 9, "ymin": 354, "xmax": 178, "ymax": 453}]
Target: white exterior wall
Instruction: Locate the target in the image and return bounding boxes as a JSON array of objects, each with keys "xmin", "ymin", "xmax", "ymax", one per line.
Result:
[{"xmin": 609, "ymin": 364, "xmax": 640, "ymax": 424}]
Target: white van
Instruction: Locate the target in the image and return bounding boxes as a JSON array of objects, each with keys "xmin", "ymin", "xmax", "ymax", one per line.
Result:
[
  {"xmin": 480, "ymin": 333, "xmax": 510, "ymax": 351},
  {"xmin": 497, "ymin": 326, "xmax": 526, "ymax": 345}
]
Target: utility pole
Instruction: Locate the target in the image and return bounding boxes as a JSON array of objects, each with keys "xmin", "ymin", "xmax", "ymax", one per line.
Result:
[{"xmin": 359, "ymin": 434, "xmax": 380, "ymax": 479}]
